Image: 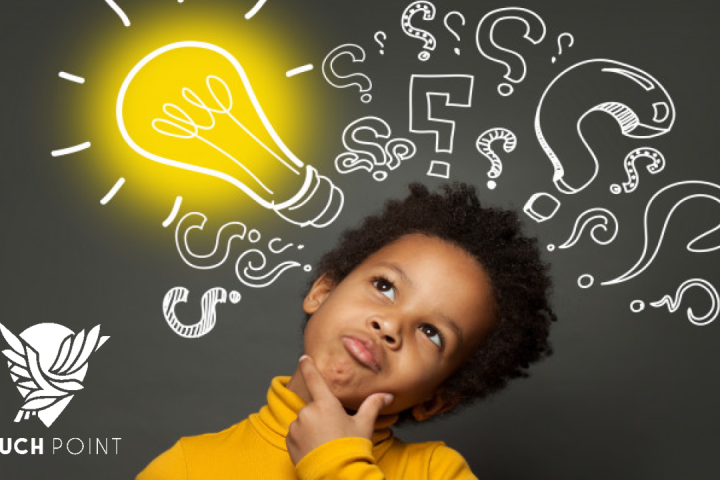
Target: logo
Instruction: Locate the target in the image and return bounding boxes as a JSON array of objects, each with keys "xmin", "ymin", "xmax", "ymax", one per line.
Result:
[{"xmin": 0, "ymin": 323, "xmax": 109, "ymax": 427}]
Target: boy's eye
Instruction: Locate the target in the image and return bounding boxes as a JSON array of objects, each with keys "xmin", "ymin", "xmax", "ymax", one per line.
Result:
[
  {"xmin": 372, "ymin": 277, "xmax": 396, "ymax": 302},
  {"xmin": 419, "ymin": 324, "xmax": 443, "ymax": 348}
]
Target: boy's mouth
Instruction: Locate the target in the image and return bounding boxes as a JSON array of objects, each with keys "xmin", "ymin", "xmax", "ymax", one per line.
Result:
[{"xmin": 342, "ymin": 335, "xmax": 382, "ymax": 373}]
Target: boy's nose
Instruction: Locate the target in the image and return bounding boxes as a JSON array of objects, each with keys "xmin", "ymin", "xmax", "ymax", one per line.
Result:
[{"xmin": 369, "ymin": 317, "xmax": 402, "ymax": 349}]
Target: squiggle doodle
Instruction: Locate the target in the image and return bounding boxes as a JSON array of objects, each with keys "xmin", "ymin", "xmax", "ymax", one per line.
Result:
[
  {"xmin": 535, "ymin": 59, "xmax": 675, "ymax": 194},
  {"xmin": 322, "ymin": 44, "xmax": 373, "ymax": 103},
  {"xmin": 236, "ymin": 250, "xmax": 311, "ymax": 288},
  {"xmin": 335, "ymin": 116, "xmax": 416, "ymax": 181},
  {"xmin": 549, "ymin": 208, "xmax": 619, "ymax": 251},
  {"xmin": 163, "ymin": 287, "xmax": 240, "ymax": 338},
  {"xmin": 175, "ymin": 212, "xmax": 253, "ymax": 269},
  {"xmin": 631, "ymin": 279, "xmax": 719, "ymax": 326},
  {"xmin": 475, "ymin": 128, "xmax": 517, "ymax": 189},
  {"xmin": 401, "ymin": 1, "xmax": 437, "ymax": 61},
  {"xmin": 610, "ymin": 147, "xmax": 666, "ymax": 194},
  {"xmin": 476, "ymin": 7, "xmax": 546, "ymax": 96},
  {"xmin": 603, "ymin": 181, "xmax": 720, "ymax": 285}
]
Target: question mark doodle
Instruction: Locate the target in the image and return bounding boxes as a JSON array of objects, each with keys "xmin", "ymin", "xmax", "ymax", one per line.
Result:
[
  {"xmin": 409, "ymin": 74, "xmax": 474, "ymax": 178},
  {"xmin": 268, "ymin": 238, "xmax": 304, "ymax": 254},
  {"xmin": 476, "ymin": 7, "xmax": 547, "ymax": 96},
  {"xmin": 175, "ymin": 212, "xmax": 259, "ymax": 270},
  {"xmin": 536, "ymin": 59, "xmax": 676, "ymax": 195},
  {"xmin": 401, "ymin": 1, "xmax": 437, "ymax": 61},
  {"xmin": 603, "ymin": 180, "xmax": 720, "ymax": 286},
  {"xmin": 322, "ymin": 44, "xmax": 373, "ymax": 103},
  {"xmin": 235, "ymin": 249, "xmax": 311, "ymax": 288},
  {"xmin": 610, "ymin": 147, "xmax": 666, "ymax": 194},
  {"xmin": 475, "ymin": 128, "xmax": 517, "ymax": 189},
  {"xmin": 444, "ymin": 11, "xmax": 465, "ymax": 55},
  {"xmin": 374, "ymin": 31, "xmax": 387, "ymax": 55},
  {"xmin": 335, "ymin": 116, "xmax": 416, "ymax": 181},
  {"xmin": 552, "ymin": 33, "xmax": 574, "ymax": 63},
  {"xmin": 162, "ymin": 287, "xmax": 241, "ymax": 338},
  {"xmin": 548, "ymin": 208, "xmax": 619, "ymax": 251},
  {"xmin": 631, "ymin": 278, "xmax": 719, "ymax": 326}
]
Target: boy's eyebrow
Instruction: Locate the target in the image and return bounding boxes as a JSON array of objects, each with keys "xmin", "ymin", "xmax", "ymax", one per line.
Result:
[
  {"xmin": 376, "ymin": 261, "xmax": 413, "ymax": 288},
  {"xmin": 437, "ymin": 314, "xmax": 464, "ymax": 346}
]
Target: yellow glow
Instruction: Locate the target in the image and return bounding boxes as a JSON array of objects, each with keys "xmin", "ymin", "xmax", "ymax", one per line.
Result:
[{"xmin": 63, "ymin": 2, "xmax": 325, "ymax": 224}]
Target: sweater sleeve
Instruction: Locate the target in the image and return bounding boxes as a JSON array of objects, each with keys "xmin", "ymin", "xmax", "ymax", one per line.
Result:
[
  {"xmin": 135, "ymin": 440, "xmax": 188, "ymax": 480},
  {"xmin": 295, "ymin": 437, "xmax": 385, "ymax": 480}
]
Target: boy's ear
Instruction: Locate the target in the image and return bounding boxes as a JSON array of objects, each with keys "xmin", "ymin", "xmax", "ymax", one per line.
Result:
[
  {"xmin": 303, "ymin": 273, "xmax": 335, "ymax": 314},
  {"xmin": 411, "ymin": 391, "xmax": 458, "ymax": 422}
]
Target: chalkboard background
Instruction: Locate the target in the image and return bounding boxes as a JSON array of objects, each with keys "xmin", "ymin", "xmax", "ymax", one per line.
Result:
[{"xmin": 1, "ymin": 0, "xmax": 719, "ymax": 478}]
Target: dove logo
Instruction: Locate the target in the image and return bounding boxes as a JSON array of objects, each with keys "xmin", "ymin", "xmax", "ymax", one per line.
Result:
[{"xmin": 0, "ymin": 322, "xmax": 109, "ymax": 428}]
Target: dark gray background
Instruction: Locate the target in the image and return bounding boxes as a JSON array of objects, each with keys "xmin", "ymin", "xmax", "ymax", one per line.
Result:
[{"xmin": 1, "ymin": 0, "xmax": 719, "ymax": 478}]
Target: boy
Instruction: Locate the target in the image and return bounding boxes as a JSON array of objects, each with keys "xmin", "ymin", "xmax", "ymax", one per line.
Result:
[{"xmin": 137, "ymin": 183, "xmax": 556, "ymax": 479}]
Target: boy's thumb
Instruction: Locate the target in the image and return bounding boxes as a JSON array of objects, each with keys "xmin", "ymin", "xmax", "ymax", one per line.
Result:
[{"xmin": 356, "ymin": 393, "xmax": 394, "ymax": 425}]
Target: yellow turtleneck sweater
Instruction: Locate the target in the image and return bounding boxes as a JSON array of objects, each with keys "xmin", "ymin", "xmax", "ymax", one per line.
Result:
[{"xmin": 136, "ymin": 377, "xmax": 477, "ymax": 479}]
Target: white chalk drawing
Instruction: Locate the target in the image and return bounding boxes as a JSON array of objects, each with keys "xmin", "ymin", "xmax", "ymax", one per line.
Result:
[
  {"xmin": 475, "ymin": 7, "xmax": 546, "ymax": 96},
  {"xmin": 409, "ymin": 74, "xmax": 474, "ymax": 178},
  {"xmin": 548, "ymin": 208, "xmax": 618, "ymax": 251},
  {"xmin": 244, "ymin": 0, "xmax": 269, "ymax": 20},
  {"xmin": 117, "ymin": 41, "xmax": 343, "ymax": 229},
  {"xmin": 603, "ymin": 181, "xmax": 720, "ymax": 286},
  {"xmin": 444, "ymin": 11, "xmax": 465, "ymax": 55},
  {"xmin": 577, "ymin": 274, "xmax": 594, "ymax": 289},
  {"xmin": 163, "ymin": 287, "xmax": 240, "ymax": 338},
  {"xmin": 58, "ymin": 72, "xmax": 85, "ymax": 84},
  {"xmin": 0, "ymin": 322, "xmax": 109, "ymax": 427},
  {"xmin": 162, "ymin": 196, "xmax": 184, "ymax": 227},
  {"xmin": 322, "ymin": 44, "xmax": 373, "ymax": 103},
  {"xmin": 100, "ymin": 177, "xmax": 125, "ymax": 205},
  {"xmin": 475, "ymin": 128, "xmax": 517, "ymax": 189},
  {"xmin": 610, "ymin": 147, "xmax": 666, "ymax": 194},
  {"xmin": 51, "ymin": 142, "xmax": 91, "ymax": 157},
  {"xmin": 631, "ymin": 279, "xmax": 719, "ymax": 326},
  {"xmin": 335, "ymin": 116, "xmax": 416, "ymax": 181},
  {"xmin": 175, "ymin": 212, "xmax": 253, "ymax": 270},
  {"xmin": 268, "ymin": 238, "xmax": 304, "ymax": 254},
  {"xmin": 551, "ymin": 33, "xmax": 574, "ymax": 64},
  {"xmin": 104, "ymin": 0, "xmax": 130, "ymax": 27},
  {"xmin": 535, "ymin": 59, "xmax": 676, "ymax": 195},
  {"xmin": 236, "ymin": 249, "xmax": 311, "ymax": 288},
  {"xmin": 401, "ymin": 1, "xmax": 437, "ymax": 61},
  {"xmin": 374, "ymin": 31, "xmax": 387, "ymax": 55},
  {"xmin": 285, "ymin": 64, "xmax": 313, "ymax": 77},
  {"xmin": 523, "ymin": 192, "xmax": 561, "ymax": 223}
]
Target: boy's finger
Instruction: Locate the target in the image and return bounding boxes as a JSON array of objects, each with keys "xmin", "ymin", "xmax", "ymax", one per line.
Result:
[
  {"xmin": 355, "ymin": 393, "xmax": 393, "ymax": 426},
  {"xmin": 298, "ymin": 355, "xmax": 337, "ymax": 403}
]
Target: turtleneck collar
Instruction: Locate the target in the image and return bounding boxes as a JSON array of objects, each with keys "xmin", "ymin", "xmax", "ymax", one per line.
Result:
[{"xmin": 248, "ymin": 376, "xmax": 398, "ymax": 451}]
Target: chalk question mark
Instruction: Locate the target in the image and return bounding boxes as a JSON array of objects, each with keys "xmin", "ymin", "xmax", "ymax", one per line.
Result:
[
  {"xmin": 322, "ymin": 44, "xmax": 373, "ymax": 103},
  {"xmin": 551, "ymin": 33, "xmax": 574, "ymax": 63},
  {"xmin": 475, "ymin": 128, "xmax": 517, "ymax": 190},
  {"xmin": 236, "ymin": 249, "xmax": 311, "ymax": 288},
  {"xmin": 476, "ymin": 7, "xmax": 547, "ymax": 96},
  {"xmin": 610, "ymin": 147, "xmax": 666, "ymax": 194},
  {"xmin": 444, "ymin": 11, "xmax": 465, "ymax": 55},
  {"xmin": 162, "ymin": 287, "xmax": 242, "ymax": 338},
  {"xmin": 374, "ymin": 31, "xmax": 387, "ymax": 55},
  {"xmin": 631, "ymin": 278, "xmax": 719, "ymax": 326},
  {"xmin": 401, "ymin": 1, "xmax": 437, "ymax": 61},
  {"xmin": 535, "ymin": 59, "xmax": 676, "ymax": 195}
]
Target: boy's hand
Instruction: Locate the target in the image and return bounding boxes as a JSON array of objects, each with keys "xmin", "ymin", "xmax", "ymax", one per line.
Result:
[{"xmin": 286, "ymin": 355, "xmax": 393, "ymax": 465}]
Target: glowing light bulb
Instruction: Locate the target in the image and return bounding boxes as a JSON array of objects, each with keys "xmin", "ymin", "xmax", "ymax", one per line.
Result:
[{"xmin": 116, "ymin": 41, "xmax": 343, "ymax": 228}]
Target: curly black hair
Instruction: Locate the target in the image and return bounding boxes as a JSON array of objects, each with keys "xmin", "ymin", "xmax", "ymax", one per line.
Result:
[{"xmin": 306, "ymin": 182, "xmax": 556, "ymax": 418}]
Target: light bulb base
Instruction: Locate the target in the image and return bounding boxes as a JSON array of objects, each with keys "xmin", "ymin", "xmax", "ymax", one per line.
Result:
[{"xmin": 273, "ymin": 165, "xmax": 344, "ymax": 228}]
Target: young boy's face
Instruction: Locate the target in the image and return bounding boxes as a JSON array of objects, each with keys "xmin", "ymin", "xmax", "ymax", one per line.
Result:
[{"xmin": 301, "ymin": 233, "xmax": 497, "ymax": 419}]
